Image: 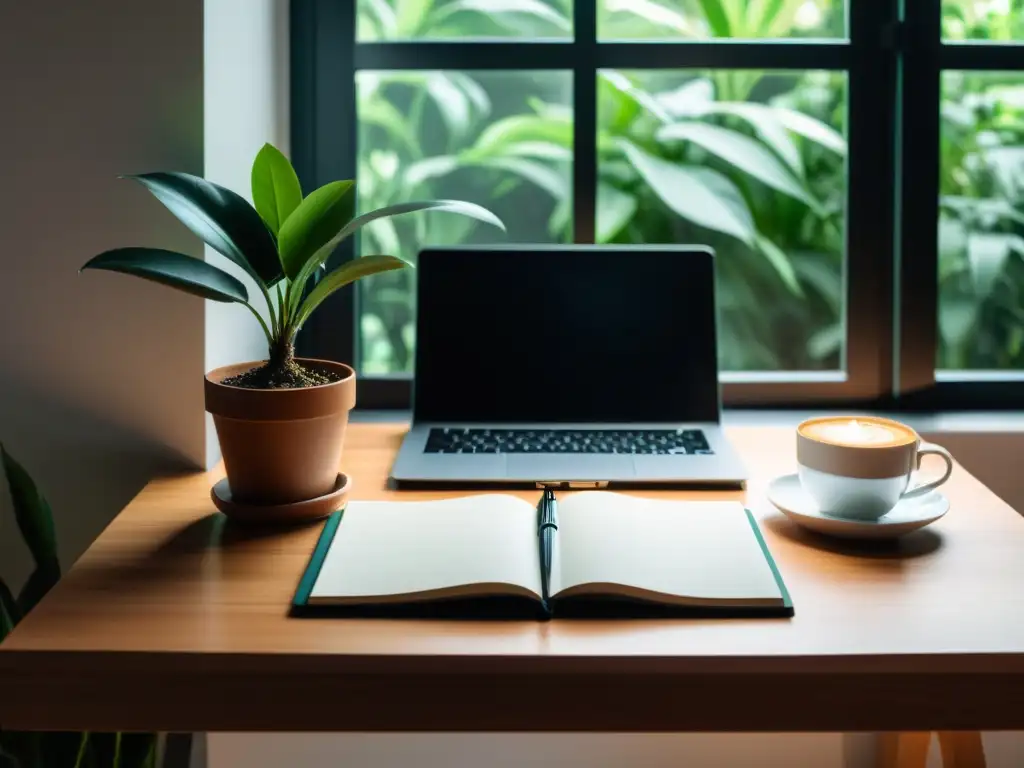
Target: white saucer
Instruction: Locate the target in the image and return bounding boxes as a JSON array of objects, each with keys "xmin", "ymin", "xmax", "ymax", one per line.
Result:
[{"xmin": 767, "ymin": 474, "xmax": 949, "ymax": 540}]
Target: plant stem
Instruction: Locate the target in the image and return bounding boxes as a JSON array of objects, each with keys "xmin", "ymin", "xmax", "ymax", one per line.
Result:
[
  {"xmin": 73, "ymin": 732, "xmax": 89, "ymax": 768},
  {"xmin": 113, "ymin": 732, "xmax": 122, "ymax": 768},
  {"xmin": 242, "ymin": 302, "xmax": 274, "ymax": 345},
  {"xmin": 259, "ymin": 282, "xmax": 279, "ymax": 338},
  {"xmin": 269, "ymin": 335, "xmax": 296, "ymax": 370},
  {"xmin": 276, "ymin": 283, "xmax": 288, "ymax": 328}
]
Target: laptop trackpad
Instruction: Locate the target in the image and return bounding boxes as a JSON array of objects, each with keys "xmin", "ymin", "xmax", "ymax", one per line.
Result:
[{"xmin": 506, "ymin": 455, "xmax": 635, "ymax": 481}]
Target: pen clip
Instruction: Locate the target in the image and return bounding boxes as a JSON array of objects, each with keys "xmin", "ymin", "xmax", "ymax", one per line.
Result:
[{"xmin": 538, "ymin": 489, "xmax": 558, "ymax": 531}]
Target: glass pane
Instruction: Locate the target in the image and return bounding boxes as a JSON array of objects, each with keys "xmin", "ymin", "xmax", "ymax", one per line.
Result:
[
  {"xmin": 943, "ymin": 0, "xmax": 1024, "ymax": 41},
  {"xmin": 356, "ymin": 70, "xmax": 573, "ymax": 374},
  {"xmin": 357, "ymin": 0, "xmax": 572, "ymax": 41},
  {"xmin": 599, "ymin": 0, "xmax": 844, "ymax": 40},
  {"xmin": 596, "ymin": 70, "xmax": 847, "ymax": 372},
  {"xmin": 938, "ymin": 71, "xmax": 1024, "ymax": 370}
]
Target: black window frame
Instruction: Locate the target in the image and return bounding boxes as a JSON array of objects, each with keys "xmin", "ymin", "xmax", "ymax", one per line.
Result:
[{"xmin": 291, "ymin": 0, "xmax": 1023, "ymax": 412}]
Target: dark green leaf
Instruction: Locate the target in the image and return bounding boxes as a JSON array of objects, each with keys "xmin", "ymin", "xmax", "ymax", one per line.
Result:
[
  {"xmin": 1, "ymin": 447, "xmax": 58, "ymax": 572},
  {"xmin": 81, "ymin": 249, "xmax": 249, "ymax": 304},
  {"xmin": 296, "ymin": 256, "xmax": 410, "ymax": 329},
  {"xmin": 0, "ymin": 576, "xmax": 20, "ymax": 633},
  {"xmin": 127, "ymin": 172, "xmax": 282, "ymax": 286},
  {"xmin": 0, "ymin": 585, "xmax": 14, "ymax": 642},
  {"xmin": 251, "ymin": 143, "xmax": 303, "ymax": 238},
  {"xmin": 619, "ymin": 140, "xmax": 754, "ymax": 245},
  {"xmin": 17, "ymin": 563, "xmax": 60, "ymax": 615},
  {"xmin": 277, "ymin": 181, "xmax": 356, "ymax": 281},
  {"xmin": 657, "ymin": 121, "xmax": 821, "ymax": 211}
]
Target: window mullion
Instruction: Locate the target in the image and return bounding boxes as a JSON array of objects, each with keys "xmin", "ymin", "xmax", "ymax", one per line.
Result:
[
  {"xmin": 572, "ymin": 0, "xmax": 598, "ymax": 243},
  {"xmin": 894, "ymin": 0, "xmax": 942, "ymax": 401}
]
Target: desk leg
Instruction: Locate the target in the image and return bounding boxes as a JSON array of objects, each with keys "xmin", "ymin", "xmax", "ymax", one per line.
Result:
[
  {"xmin": 876, "ymin": 732, "xmax": 987, "ymax": 768},
  {"xmin": 937, "ymin": 732, "xmax": 987, "ymax": 768},
  {"xmin": 164, "ymin": 733, "xmax": 206, "ymax": 768},
  {"xmin": 878, "ymin": 732, "xmax": 932, "ymax": 768}
]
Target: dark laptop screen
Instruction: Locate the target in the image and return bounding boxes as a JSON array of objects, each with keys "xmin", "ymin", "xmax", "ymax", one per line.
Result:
[{"xmin": 413, "ymin": 246, "xmax": 720, "ymax": 423}]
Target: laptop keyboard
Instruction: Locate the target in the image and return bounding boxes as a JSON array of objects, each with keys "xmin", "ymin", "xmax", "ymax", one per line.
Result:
[{"xmin": 424, "ymin": 428, "xmax": 713, "ymax": 455}]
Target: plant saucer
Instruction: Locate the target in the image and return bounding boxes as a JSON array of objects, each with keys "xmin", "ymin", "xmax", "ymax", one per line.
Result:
[{"xmin": 212, "ymin": 472, "xmax": 351, "ymax": 524}]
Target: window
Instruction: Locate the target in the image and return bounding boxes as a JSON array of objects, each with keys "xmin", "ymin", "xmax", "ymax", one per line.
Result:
[{"xmin": 292, "ymin": 0, "xmax": 1022, "ymax": 410}]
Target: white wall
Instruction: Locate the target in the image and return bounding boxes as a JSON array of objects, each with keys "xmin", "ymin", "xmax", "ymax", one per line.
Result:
[
  {"xmin": 0, "ymin": 0, "xmax": 205, "ymax": 588},
  {"xmin": 203, "ymin": 0, "xmax": 291, "ymax": 467}
]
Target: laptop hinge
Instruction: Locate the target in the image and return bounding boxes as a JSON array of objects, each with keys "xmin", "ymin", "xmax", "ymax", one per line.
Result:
[{"xmin": 535, "ymin": 481, "xmax": 609, "ymax": 490}]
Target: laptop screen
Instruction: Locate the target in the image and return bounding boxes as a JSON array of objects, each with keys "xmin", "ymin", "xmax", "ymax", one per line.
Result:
[{"xmin": 413, "ymin": 246, "xmax": 720, "ymax": 424}]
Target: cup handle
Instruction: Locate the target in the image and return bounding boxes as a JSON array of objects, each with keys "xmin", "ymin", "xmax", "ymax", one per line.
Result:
[{"xmin": 901, "ymin": 442, "xmax": 954, "ymax": 499}]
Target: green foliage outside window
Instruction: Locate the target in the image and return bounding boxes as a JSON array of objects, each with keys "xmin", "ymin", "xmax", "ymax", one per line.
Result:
[{"xmin": 355, "ymin": 0, "xmax": 1024, "ymax": 374}]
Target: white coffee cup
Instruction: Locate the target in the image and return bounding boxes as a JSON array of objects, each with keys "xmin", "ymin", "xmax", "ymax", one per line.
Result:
[{"xmin": 796, "ymin": 416, "xmax": 954, "ymax": 521}]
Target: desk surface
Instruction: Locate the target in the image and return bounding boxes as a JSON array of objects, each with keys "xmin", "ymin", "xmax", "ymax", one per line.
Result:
[{"xmin": 3, "ymin": 423, "xmax": 1024, "ymax": 733}]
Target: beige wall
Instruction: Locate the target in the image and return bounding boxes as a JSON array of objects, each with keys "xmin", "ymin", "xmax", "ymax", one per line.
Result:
[{"xmin": 0, "ymin": 0, "xmax": 205, "ymax": 587}]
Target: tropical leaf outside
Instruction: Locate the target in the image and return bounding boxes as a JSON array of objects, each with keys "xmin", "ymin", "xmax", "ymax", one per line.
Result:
[
  {"xmin": 657, "ymin": 121, "xmax": 822, "ymax": 212},
  {"xmin": 618, "ymin": 140, "xmax": 755, "ymax": 245}
]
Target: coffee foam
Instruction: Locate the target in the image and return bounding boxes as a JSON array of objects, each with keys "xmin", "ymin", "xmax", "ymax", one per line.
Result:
[{"xmin": 799, "ymin": 418, "xmax": 915, "ymax": 448}]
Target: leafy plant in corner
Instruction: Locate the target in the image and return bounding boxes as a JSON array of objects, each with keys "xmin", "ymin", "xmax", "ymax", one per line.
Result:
[
  {"xmin": 0, "ymin": 447, "xmax": 157, "ymax": 768},
  {"xmin": 80, "ymin": 143, "xmax": 504, "ymax": 389}
]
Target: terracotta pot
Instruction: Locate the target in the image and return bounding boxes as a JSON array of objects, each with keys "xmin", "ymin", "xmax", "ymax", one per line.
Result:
[{"xmin": 204, "ymin": 358, "xmax": 356, "ymax": 507}]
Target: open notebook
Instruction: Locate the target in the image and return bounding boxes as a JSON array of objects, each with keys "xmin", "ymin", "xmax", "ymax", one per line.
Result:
[{"xmin": 292, "ymin": 492, "xmax": 792, "ymax": 619}]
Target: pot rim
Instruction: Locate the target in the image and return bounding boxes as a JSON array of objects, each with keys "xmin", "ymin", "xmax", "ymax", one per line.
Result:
[
  {"xmin": 205, "ymin": 357, "xmax": 355, "ymax": 390},
  {"xmin": 205, "ymin": 358, "xmax": 357, "ymax": 421}
]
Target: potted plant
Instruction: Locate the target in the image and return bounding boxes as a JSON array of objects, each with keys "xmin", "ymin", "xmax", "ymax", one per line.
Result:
[{"xmin": 81, "ymin": 144, "xmax": 503, "ymax": 521}]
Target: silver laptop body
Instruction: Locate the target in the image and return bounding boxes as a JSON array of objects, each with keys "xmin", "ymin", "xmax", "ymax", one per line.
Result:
[{"xmin": 390, "ymin": 245, "xmax": 746, "ymax": 488}]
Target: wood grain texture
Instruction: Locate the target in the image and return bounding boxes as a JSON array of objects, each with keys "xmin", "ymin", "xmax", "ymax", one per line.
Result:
[{"xmin": 3, "ymin": 424, "xmax": 1024, "ymax": 732}]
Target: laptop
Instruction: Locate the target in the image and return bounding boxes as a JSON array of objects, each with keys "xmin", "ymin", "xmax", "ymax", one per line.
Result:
[{"xmin": 389, "ymin": 245, "xmax": 746, "ymax": 488}]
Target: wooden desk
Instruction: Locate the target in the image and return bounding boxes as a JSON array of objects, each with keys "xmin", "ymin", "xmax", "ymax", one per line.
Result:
[{"xmin": 2, "ymin": 424, "xmax": 1024, "ymax": 741}]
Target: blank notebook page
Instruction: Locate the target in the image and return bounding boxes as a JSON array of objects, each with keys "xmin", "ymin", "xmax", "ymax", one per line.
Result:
[
  {"xmin": 310, "ymin": 495, "xmax": 541, "ymax": 600},
  {"xmin": 556, "ymin": 495, "xmax": 781, "ymax": 602}
]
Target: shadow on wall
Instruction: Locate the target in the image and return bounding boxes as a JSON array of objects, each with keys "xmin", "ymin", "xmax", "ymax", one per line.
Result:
[{"xmin": 0, "ymin": 368, "xmax": 194, "ymax": 592}]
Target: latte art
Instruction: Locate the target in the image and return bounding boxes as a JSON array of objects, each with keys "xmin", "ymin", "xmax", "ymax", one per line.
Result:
[{"xmin": 800, "ymin": 417, "xmax": 915, "ymax": 448}]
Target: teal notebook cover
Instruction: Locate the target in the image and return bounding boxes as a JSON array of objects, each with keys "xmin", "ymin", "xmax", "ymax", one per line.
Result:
[
  {"xmin": 292, "ymin": 506, "xmax": 794, "ymax": 618},
  {"xmin": 293, "ymin": 510, "xmax": 344, "ymax": 608}
]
